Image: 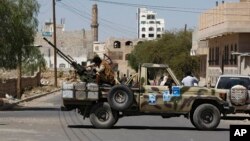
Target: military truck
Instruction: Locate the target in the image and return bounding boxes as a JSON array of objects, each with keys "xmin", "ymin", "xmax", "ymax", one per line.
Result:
[{"xmin": 43, "ymin": 38, "xmax": 234, "ymax": 130}]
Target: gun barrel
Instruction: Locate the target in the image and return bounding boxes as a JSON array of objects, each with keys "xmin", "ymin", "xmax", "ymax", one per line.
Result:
[{"xmin": 43, "ymin": 37, "xmax": 74, "ymax": 64}]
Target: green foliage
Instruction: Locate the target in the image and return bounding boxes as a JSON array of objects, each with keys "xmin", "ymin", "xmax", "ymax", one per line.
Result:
[
  {"xmin": 0, "ymin": 0, "xmax": 40, "ymax": 71},
  {"xmin": 128, "ymin": 29, "xmax": 199, "ymax": 80},
  {"xmin": 22, "ymin": 47, "xmax": 46, "ymax": 75}
]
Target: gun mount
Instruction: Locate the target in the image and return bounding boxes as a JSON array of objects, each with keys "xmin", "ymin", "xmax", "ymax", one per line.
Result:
[{"xmin": 43, "ymin": 37, "xmax": 95, "ymax": 83}]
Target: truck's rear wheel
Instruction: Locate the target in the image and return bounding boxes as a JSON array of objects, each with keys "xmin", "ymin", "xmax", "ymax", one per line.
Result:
[
  {"xmin": 192, "ymin": 104, "xmax": 220, "ymax": 130},
  {"xmin": 89, "ymin": 102, "xmax": 118, "ymax": 129},
  {"xmin": 108, "ymin": 85, "xmax": 134, "ymax": 111}
]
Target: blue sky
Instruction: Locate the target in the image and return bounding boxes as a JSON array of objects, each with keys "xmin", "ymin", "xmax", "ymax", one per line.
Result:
[{"xmin": 37, "ymin": 0, "xmax": 239, "ymax": 41}]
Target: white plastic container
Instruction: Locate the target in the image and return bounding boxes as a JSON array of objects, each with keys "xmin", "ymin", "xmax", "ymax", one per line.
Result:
[
  {"xmin": 87, "ymin": 83, "xmax": 99, "ymax": 92},
  {"xmin": 62, "ymin": 90, "xmax": 74, "ymax": 98}
]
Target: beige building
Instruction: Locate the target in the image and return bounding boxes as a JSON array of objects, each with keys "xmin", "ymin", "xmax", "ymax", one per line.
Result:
[
  {"xmin": 192, "ymin": 0, "xmax": 250, "ymax": 86},
  {"xmin": 35, "ymin": 22, "xmax": 93, "ymax": 69},
  {"xmin": 101, "ymin": 37, "xmax": 145, "ymax": 79}
]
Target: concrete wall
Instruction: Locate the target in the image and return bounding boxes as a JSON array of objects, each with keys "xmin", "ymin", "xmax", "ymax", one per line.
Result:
[{"xmin": 0, "ymin": 72, "xmax": 41, "ymax": 98}]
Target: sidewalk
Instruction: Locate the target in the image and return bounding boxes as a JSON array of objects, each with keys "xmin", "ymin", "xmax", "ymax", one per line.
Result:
[{"xmin": 0, "ymin": 88, "xmax": 60, "ymax": 111}]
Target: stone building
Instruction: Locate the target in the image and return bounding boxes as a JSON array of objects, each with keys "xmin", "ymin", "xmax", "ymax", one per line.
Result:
[
  {"xmin": 192, "ymin": 0, "xmax": 250, "ymax": 86},
  {"xmin": 97, "ymin": 38, "xmax": 145, "ymax": 79},
  {"xmin": 35, "ymin": 22, "xmax": 93, "ymax": 69}
]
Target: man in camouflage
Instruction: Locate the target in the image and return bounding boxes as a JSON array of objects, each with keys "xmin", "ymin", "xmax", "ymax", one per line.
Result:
[{"xmin": 89, "ymin": 56, "xmax": 115, "ymax": 85}]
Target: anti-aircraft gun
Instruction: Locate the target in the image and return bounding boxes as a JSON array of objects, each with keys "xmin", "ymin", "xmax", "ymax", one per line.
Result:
[{"xmin": 43, "ymin": 37, "xmax": 95, "ymax": 83}]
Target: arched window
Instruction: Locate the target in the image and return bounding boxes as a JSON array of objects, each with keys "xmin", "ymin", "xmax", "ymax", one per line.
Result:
[
  {"xmin": 113, "ymin": 41, "xmax": 121, "ymax": 48},
  {"xmin": 141, "ymin": 27, "xmax": 146, "ymax": 32},
  {"xmin": 141, "ymin": 34, "xmax": 146, "ymax": 38},
  {"xmin": 149, "ymin": 27, "xmax": 154, "ymax": 31},
  {"xmin": 125, "ymin": 41, "xmax": 133, "ymax": 46}
]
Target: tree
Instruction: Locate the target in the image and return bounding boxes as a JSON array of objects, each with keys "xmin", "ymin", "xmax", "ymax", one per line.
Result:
[
  {"xmin": 0, "ymin": 0, "xmax": 40, "ymax": 98},
  {"xmin": 128, "ymin": 29, "xmax": 199, "ymax": 80}
]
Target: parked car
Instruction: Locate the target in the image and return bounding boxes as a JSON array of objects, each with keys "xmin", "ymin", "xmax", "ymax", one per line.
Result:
[{"xmin": 215, "ymin": 75, "xmax": 250, "ymax": 114}]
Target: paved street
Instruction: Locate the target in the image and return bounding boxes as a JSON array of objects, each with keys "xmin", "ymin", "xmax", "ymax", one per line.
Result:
[{"xmin": 0, "ymin": 92, "xmax": 249, "ymax": 141}]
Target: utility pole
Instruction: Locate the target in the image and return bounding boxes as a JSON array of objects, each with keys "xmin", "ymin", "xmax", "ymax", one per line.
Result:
[{"xmin": 53, "ymin": 0, "xmax": 57, "ymax": 87}]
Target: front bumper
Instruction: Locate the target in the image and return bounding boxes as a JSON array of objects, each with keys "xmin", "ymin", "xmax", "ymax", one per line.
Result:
[{"xmin": 222, "ymin": 102, "xmax": 235, "ymax": 114}]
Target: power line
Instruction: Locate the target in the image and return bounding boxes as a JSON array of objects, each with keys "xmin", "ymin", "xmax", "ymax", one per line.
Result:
[
  {"xmin": 90, "ymin": 0, "xmax": 250, "ymax": 17},
  {"xmin": 57, "ymin": 1, "xmax": 137, "ymax": 36}
]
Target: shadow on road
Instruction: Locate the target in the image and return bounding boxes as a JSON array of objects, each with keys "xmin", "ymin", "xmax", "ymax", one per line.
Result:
[
  {"xmin": 222, "ymin": 116, "xmax": 250, "ymax": 120},
  {"xmin": 6, "ymin": 106, "xmax": 60, "ymax": 111},
  {"xmin": 68, "ymin": 125, "xmax": 229, "ymax": 131}
]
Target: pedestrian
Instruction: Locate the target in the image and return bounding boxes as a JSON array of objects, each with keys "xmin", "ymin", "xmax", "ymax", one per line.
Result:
[
  {"xmin": 181, "ymin": 71, "xmax": 199, "ymax": 86},
  {"xmin": 120, "ymin": 74, "xmax": 127, "ymax": 84},
  {"xmin": 87, "ymin": 55, "xmax": 115, "ymax": 85},
  {"xmin": 128, "ymin": 74, "xmax": 134, "ymax": 87}
]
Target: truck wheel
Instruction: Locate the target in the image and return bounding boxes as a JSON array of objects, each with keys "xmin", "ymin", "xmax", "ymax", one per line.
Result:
[
  {"xmin": 189, "ymin": 112, "xmax": 196, "ymax": 128},
  {"xmin": 89, "ymin": 102, "xmax": 118, "ymax": 129},
  {"xmin": 108, "ymin": 85, "xmax": 134, "ymax": 111},
  {"xmin": 192, "ymin": 104, "xmax": 220, "ymax": 130}
]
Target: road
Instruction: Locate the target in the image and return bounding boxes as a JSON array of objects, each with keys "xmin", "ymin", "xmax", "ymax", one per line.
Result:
[{"xmin": 0, "ymin": 91, "xmax": 249, "ymax": 141}]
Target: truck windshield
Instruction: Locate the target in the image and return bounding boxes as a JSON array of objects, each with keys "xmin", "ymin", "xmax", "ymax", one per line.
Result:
[{"xmin": 217, "ymin": 77, "xmax": 250, "ymax": 90}]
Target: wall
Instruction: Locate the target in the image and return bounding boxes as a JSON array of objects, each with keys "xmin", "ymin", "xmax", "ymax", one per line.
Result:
[{"xmin": 0, "ymin": 72, "xmax": 41, "ymax": 98}]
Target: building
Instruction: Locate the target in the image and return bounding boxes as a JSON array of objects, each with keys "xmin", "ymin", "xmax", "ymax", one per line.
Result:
[
  {"xmin": 35, "ymin": 22, "xmax": 93, "ymax": 69},
  {"xmin": 101, "ymin": 38, "xmax": 144, "ymax": 79},
  {"xmin": 192, "ymin": 0, "xmax": 250, "ymax": 86},
  {"xmin": 137, "ymin": 8, "xmax": 165, "ymax": 40},
  {"xmin": 35, "ymin": 4, "xmax": 99, "ymax": 69}
]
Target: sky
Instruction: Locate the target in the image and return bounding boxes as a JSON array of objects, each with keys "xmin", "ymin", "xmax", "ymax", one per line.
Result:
[{"xmin": 37, "ymin": 0, "xmax": 239, "ymax": 42}]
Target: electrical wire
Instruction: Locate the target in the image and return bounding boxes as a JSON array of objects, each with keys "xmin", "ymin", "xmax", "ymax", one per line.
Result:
[
  {"xmin": 90, "ymin": 0, "xmax": 250, "ymax": 17},
  {"xmin": 57, "ymin": 1, "xmax": 137, "ymax": 38}
]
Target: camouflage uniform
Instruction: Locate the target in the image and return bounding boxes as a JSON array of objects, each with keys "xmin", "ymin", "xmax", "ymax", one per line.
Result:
[{"xmin": 96, "ymin": 60, "xmax": 115, "ymax": 85}]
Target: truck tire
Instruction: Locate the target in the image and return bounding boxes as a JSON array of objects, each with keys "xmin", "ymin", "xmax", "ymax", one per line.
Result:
[
  {"xmin": 89, "ymin": 102, "xmax": 118, "ymax": 129},
  {"xmin": 107, "ymin": 85, "xmax": 134, "ymax": 111},
  {"xmin": 192, "ymin": 104, "xmax": 220, "ymax": 130}
]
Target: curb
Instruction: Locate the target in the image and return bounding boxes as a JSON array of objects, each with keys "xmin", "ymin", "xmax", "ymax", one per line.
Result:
[{"xmin": 0, "ymin": 89, "xmax": 61, "ymax": 111}]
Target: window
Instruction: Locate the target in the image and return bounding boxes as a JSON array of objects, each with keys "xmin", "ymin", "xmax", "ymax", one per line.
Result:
[
  {"xmin": 149, "ymin": 21, "xmax": 154, "ymax": 24},
  {"xmin": 94, "ymin": 46, "xmax": 99, "ymax": 51},
  {"xmin": 208, "ymin": 47, "xmax": 220, "ymax": 66},
  {"xmin": 157, "ymin": 34, "xmax": 161, "ymax": 38},
  {"xmin": 215, "ymin": 47, "xmax": 219, "ymax": 65},
  {"xmin": 113, "ymin": 41, "xmax": 121, "ymax": 48},
  {"xmin": 157, "ymin": 28, "xmax": 161, "ymax": 32},
  {"xmin": 149, "ymin": 27, "xmax": 154, "ymax": 31},
  {"xmin": 224, "ymin": 45, "xmax": 229, "ymax": 65},
  {"xmin": 141, "ymin": 27, "xmax": 146, "ymax": 32},
  {"xmin": 148, "ymin": 34, "xmax": 154, "ymax": 37},
  {"xmin": 125, "ymin": 54, "xmax": 130, "ymax": 60},
  {"xmin": 59, "ymin": 63, "xmax": 66, "ymax": 68},
  {"xmin": 142, "ymin": 34, "xmax": 146, "ymax": 38},
  {"xmin": 156, "ymin": 21, "xmax": 161, "ymax": 24},
  {"xmin": 141, "ymin": 21, "xmax": 146, "ymax": 24},
  {"xmin": 234, "ymin": 44, "xmax": 238, "ymax": 65},
  {"xmin": 217, "ymin": 77, "xmax": 250, "ymax": 89},
  {"xmin": 230, "ymin": 44, "xmax": 234, "ymax": 65},
  {"xmin": 125, "ymin": 41, "xmax": 133, "ymax": 46},
  {"xmin": 147, "ymin": 14, "xmax": 155, "ymax": 19}
]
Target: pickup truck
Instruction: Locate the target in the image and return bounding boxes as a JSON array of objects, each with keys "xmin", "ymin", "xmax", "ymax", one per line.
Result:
[
  {"xmin": 43, "ymin": 38, "xmax": 234, "ymax": 130},
  {"xmin": 61, "ymin": 63, "xmax": 234, "ymax": 130},
  {"xmin": 215, "ymin": 75, "xmax": 250, "ymax": 114}
]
